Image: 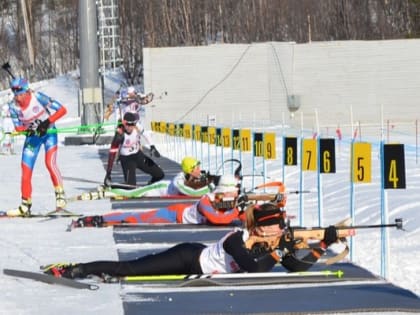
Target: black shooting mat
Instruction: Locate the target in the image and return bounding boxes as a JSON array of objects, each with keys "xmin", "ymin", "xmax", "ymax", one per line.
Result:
[
  {"xmin": 121, "ymin": 281, "xmax": 420, "ymax": 315},
  {"xmin": 113, "ymin": 224, "xmax": 237, "ymax": 244}
]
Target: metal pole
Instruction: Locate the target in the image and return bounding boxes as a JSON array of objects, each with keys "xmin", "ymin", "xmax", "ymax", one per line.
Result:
[{"xmin": 79, "ymin": 0, "xmax": 102, "ymax": 126}]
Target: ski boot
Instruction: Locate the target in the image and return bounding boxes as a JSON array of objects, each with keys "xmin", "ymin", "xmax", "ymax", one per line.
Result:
[
  {"xmin": 7, "ymin": 199, "xmax": 32, "ymax": 217},
  {"xmin": 80, "ymin": 186, "xmax": 115, "ymax": 200},
  {"xmin": 72, "ymin": 215, "xmax": 105, "ymax": 228},
  {"xmin": 80, "ymin": 191, "xmax": 105, "ymax": 201},
  {"xmin": 55, "ymin": 186, "xmax": 67, "ymax": 210},
  {"xmin": 42, "ymin": 263, "xmax": 83, "ymax": 279}
]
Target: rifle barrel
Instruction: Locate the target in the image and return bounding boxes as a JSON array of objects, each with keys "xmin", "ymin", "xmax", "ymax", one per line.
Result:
[{"xmin": 335, "ymin": 218, "xmax": 403, "ymax": 230}]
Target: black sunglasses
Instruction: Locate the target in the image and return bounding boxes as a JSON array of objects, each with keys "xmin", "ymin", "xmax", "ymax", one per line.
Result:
[{"xmin": 11, "ymin": 86, "xmax": 23, "ymax": 92}]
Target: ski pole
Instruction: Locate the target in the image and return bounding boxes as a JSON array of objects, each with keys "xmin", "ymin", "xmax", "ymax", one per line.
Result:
[{"xmin": 11, "ymin": 122, "xmax": 117, "ymax": 137}]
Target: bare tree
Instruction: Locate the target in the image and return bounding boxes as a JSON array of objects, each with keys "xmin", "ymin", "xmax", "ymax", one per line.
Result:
[{"xmin": 1, "ymin": 0, "xmax": 419, "ymax": 87}]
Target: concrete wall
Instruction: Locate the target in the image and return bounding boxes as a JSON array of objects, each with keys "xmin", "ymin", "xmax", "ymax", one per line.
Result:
[
  {"xmin": 292, "ymin": 40, "xmax": 420, "ymax": 131},
  {"xmin": 143, "ymin": 43, "xmax": 272, "ymax": 128},
  {"xmin": 143, "ymin": 39, "xmax": 420, "ymax": 134}
]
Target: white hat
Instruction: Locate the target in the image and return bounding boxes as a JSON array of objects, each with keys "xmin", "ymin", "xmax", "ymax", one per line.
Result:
[
  {"xmin": 213, "ymin": 174, "xmax": 238, "ymax": 193},
  {"xmin": 127, "ymin": 86, "xmax": 136, "ymax": 94}
]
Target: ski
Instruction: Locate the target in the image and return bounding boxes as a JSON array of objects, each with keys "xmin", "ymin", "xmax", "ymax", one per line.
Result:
[
  {"xmin": 66, "ymin": 219, "xmax": 241, "ymax": 231},
  {"xmin": 12, "ymin": 265, "xmax": 345, "ymax": 289},
  {"xmin": 67, "ymin": 179, "xmax": 290, "ymax": 203},
  {"xmin": 0, "ymin": 209, "xmax": 81, "ymax": 219},
  {"xmin": 123, "ymin": 270, "xmax": 343, "ymax": 280},
  {"xmin": 117, "ymin": 270, "xmax": 346, "ymax": 287},
  {"xmin": 111, "ymin": 195, "xmax": 202, "ymax": 201},
  {"xmin": 67, "ymin": 182, "xmax": 148, "ymax": 202},
  {"xmin": 68, "ymin": 190, "xmax": 202, "ymax": 202},
  {"xmin": 112, "ymin": 223, "xmax": 238, "ymax": 230},
  {"xmin": 45, "ymin": 209, "xmax": 80, "ymax": 217},
  {"xmin": 4, "ymin": 267, "xmax": 375, "ymax": 289},
  {"xmin": 3, "ymin": 268, "xmax": 99, "ymax": 290},
  {"xmin": 111, "ymin": 192, "xmax": 287, "ymax": 202}
]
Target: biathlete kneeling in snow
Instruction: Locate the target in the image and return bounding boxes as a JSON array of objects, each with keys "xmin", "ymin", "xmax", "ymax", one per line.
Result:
[
  {"xmin": 104, "ymin": 112, "xmax": 164, "ymax": 187},
  {"xmin": 44, "ymin": 203, "xmax": 338, "ymax": 279}
]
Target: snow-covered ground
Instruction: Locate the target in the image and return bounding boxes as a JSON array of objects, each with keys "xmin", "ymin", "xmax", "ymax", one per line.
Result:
[{"xmin": 0, "ymin": 74, "xmax": 418, "ymax": 314}]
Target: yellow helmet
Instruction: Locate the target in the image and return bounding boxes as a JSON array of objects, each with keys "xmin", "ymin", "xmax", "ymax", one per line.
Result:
[{"xmin": 181, "ymin": 157, "xmax": 200, "ymax": 174}]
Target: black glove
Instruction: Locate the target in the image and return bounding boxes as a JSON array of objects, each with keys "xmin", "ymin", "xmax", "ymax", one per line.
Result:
[
  {"xmin": 278, "ymin": 231, "xmax": 295, "ymax": 256},
  {"xmin": 198, "ymin": 170, "xmax": 208, "ymax": 183},
  {"xmin": 25, "ymin": 128, "xmax": 35, "ymax": 137},
  {"xmin": 36, "ymin": 119, "xmax": 50, "ymax": 136},
  {"xmin": 236, "ymin": 194, "xmax": 248, "ymax": 212},
  {"xmin": 150, "ymin": 145, "xmax": 160, "ymax": 158},
  {"xmin": 103, "ymin": 173, "xmax": 112, "ymax": 187},
  {"xmin": 26, "ymin": 119, "xmax": 41, "ymax": 136},
  {"xmin": 207, "ymin": 174, "xmax": 221, "ymax": 186},
  {"xmin": 322, "ymin": 225, "xmax": 338, "ymax": 247}
]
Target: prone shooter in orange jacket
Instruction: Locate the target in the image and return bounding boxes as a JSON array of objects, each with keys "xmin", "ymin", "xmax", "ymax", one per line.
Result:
[{"xmin": 72, "ymin": 174, "xmax": 251, "ymax": 228}]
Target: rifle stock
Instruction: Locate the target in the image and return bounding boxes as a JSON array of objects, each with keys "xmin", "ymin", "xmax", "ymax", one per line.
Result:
[
  {"xmin": 292, "ymin": 227, "xmax": 355, "ymax": 249},
  {"xmin": 246, "ymin": 193, "xmax": 278, "ymax": 201},
  {"xmin": 244, "ymin": 227, "xmax": 354, "ymax": 251}
]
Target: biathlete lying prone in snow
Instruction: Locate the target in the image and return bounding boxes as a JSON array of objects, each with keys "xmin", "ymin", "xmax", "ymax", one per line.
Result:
[
  {"xmin": 44, "ymin": 202, "xmax": 338, "ymax": 279},
  {"xmin": 81, "ymin": 156, "xmax": 221, "ymax": 201},
  {"xmin": 72, "ymin": 174, "xmax": 278, "ymax": 228}
]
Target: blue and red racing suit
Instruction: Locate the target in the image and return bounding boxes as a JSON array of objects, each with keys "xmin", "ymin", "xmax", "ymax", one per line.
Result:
[
  {"xmin": 78, "ymin": 194, "xmax": 245, "ymax": 227},
  {"xmin": 9, "ymin": 91, "xmax": 67, "ymax": 201}
]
